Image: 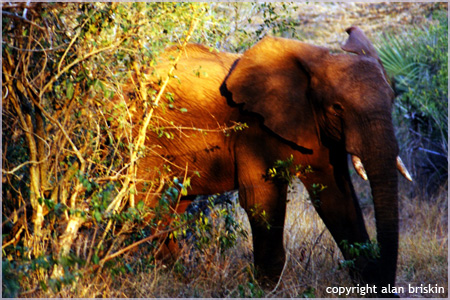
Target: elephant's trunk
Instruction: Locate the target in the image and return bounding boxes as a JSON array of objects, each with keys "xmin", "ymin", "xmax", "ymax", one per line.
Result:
[
  {"xmin": 357, "ymin": 122, "xmax": 399, "ymax": 289},
  {"xmin": 366, "ymin": 157, "xmax": 399, "ymax": 287}
]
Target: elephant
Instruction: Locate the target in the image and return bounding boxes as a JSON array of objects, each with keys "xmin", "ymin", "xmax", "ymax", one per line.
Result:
[{"xmin": 122, "ymin": 27, "xmax": 412, "ymax": 296}]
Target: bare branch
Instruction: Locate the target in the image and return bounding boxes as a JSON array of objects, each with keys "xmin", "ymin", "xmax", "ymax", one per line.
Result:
[
  {"xmin": 39, "ymin": 39, "xmax": 126, "ymax": 100},
  {"xmin": 2, "ymin": 10, "xmax": 46, "ymax": 31},
  {"xmin": 57, "ymin": 7, "xmax": 99, "ymax": 74},
  {"xmin": 104, "ymin": 16, "xmax": 200, "ymax": 214},
  {"xmin": 2, "ymin": 159, "xmax": 45, "ymax": 176},
  {"xmin": 1, "ymin": 41, "xmax": 68, "ymax": 52},
  {"xmin": 98, "ymin": 217, "xmax": 195, "ymax": 266}
]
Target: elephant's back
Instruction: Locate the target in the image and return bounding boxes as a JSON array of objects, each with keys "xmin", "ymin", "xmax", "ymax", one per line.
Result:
[
  {"xmin": 150, "ymin": 44, "xmax": 239, "ymax": 104},
  {"xmin": 147, "ymin": 44, "xmax": 241, "ymax": 128}
]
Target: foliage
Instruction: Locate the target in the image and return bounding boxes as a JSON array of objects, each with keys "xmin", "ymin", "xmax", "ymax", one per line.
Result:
[
  {"xmin": 2, "ymin": 261, "xmax": 20, "ymax": 298},
  {"xmin": 338, "ymin": 240, "xmax": 380, "ymax": 272},
  {"xmin": 267, "ymin": 154, "xmax": 313, "ymax": 185},
  {"xmin": 1, "ymin": 2, "xmax": 298, "ymax": 296},
  {"xmin": 214, "ymin": 2, "xmax": 302, "ymax": 52},
  {"xmin": 170, "ymin": 192, "xmax": 251, "ymax": 287},
  {"xmin": 237, "ymin": 281, "xmax": 266, "ymax": 298},
  {"xmin": 340, "ymin": 240, "xmax": 380, "ymax": 260},
  {"xmin": 299, "ymin": 287, "xmax": 317, "ymax": 298},
  {"xmin": 377, "ymin": 10, "xmax": 448, "ymax": 193},
  {"xmin": 171, "ymin": 193, "xmax": 248, "ymax": 253}
]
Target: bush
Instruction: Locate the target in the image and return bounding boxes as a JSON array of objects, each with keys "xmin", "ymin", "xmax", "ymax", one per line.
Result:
[
  {"xmin": 1, "ymin": 3, "xmax": 292, "ymax": 296},
  {"xmin": 377, "ymin": 10, "xmax": 448, "ymax": 194}
]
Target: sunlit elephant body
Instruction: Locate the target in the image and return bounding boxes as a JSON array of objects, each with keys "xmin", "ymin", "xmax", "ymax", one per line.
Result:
[{"xmin": 127, "ymin": 27, "xmax": 408, "ymax": 296}]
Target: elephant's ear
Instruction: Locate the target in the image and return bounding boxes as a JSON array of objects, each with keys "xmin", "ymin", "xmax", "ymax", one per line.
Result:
[
  {"xmin": 341, "ymin": 26, "xmax": 389, "ymax": 79},
  {"xmin": 341, "ymin": 26, "xmax": 379, "ymax": 58},
  {"xmin": 224, "ymin": 36, "xmax": 329, "ymax": 149}
]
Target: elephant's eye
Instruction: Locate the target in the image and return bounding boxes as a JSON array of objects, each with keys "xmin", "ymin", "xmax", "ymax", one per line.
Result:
[{"xmin": 332, "ymin": 103, "xmax": 344, "ymax": 115}]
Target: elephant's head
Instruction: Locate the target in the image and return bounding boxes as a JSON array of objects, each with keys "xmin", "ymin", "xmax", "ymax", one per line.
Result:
[{"xmin": 223, "ymin": 27, "xmax": 411, "ymax": 288}]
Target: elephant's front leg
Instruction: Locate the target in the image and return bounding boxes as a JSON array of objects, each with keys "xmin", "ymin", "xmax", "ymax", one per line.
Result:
[
  {"xmin": 234, "ymin": 121, "xmax": 291, "ymax": 285},
  {"xmin": 302, "ymin": 152, "xmax": 376, "ymax": 285},
  {"xmin": 238, "ymin": 173, "xmax": 288, "ymax": 285}
]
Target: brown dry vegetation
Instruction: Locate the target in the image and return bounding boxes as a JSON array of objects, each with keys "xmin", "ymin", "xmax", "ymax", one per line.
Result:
[
  {"xmin": 2, "ymin": 2, "xmax": 447, "ymax": 298},
  {"xmin": 32, "ymin": 175, "xmax": 447, "ymax": 298}
]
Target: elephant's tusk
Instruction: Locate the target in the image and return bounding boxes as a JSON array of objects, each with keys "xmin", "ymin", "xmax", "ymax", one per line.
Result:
[
  {"xmin": 351, "ymin": 155, "xmax": 368, "ymax": 181},
  {"xmin": 397, "ymin": 156, "xmax": 413, "ymax": 182}
]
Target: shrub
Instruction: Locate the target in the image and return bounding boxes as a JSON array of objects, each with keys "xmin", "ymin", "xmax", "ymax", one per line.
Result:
[
  {"xmin": 377, "ymin": 9, "xmax": 448, "ymax": 194},
  {"xmin": 1, "ymin": 3, "xmax": 291, "ymax": 296}
]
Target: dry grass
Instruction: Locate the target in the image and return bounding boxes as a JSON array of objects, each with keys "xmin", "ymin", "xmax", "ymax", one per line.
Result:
[
  {"xmin": 34, "ymin": 175, "xmax": 446, "ymax": 298},
  {"xmin": 396, "ymin": 184, "xmax": 448, "ymax": 298}
]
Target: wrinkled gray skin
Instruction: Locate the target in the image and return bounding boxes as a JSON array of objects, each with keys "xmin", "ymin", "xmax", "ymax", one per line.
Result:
[{"xmin": 130, "ymin": 27, "xmax": 404, "ymax": 297}]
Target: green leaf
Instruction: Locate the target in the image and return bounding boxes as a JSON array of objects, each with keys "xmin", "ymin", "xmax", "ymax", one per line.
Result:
[
  {"xmin": 39, "ymin": 280, "xmax": 48, "ymax": 292},
  {"xmin": 93, "ymin": 253, "xmax": 99, "ymax": 265},
  {"xmin": 94, "ymin": 211, "xmax": 102, "ymax": 222},
  {"xmin": 137, "ymin": 200, "xmax": 145, "ymax": 210},
  {"xmin": 44, "ymin": 198, "xmax": 55, "ymax": 210},
  {"xmin": 66, "ymin": 81, "xmax": 74, "ymax": 100}
]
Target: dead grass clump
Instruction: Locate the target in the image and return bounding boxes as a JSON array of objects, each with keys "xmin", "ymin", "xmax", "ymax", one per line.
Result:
[
  {"xmin": 276, "ymin": 179, "xmax": 355, "ymax": 297},
  {"xmin": 120, "ymin": 199, "xmax": 257, "ymax": 298},
  {"xmin": 396, "ymin": 183, "xmax": 448, "ymax": 298}
]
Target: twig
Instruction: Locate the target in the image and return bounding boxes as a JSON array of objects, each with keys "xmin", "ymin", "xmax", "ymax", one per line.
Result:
[
  {"xmin": 2, "ymin": 160, "xmax": 45, "ymax": 175},
  {"xmin": 39, "ymin": 39, "xmax": 125, "ymax": 100},
  {"xmin": 1, "ymin": 41, "xmax": 68, "ymax": 52},
  {"xmin": 2, "ymin": 123, "xmax": 51, "ymax": 175},
  {"xmin": 27, "ymin": 35, "xmax": 49, "ymax": 88},
  {"xmin": 85, "ymin": 224, "xmax": 99, "ymax": 268},
  {"xmin": 18, "ymin": 286, "xmax": 40, "ymax": 297},
  {"xmin": 418, "ymin": 147, "xmax": 447, "ymax": 158},
  {"xmin": 2, "ymin": 225, "xmax": 25, "ymax": 249},
  {"xmin": 304, "ymin": 228, "xmax": 327, "ymax": 272},
  {"xmin": 104, "ymin": 16, "xmax": 200, "ymax": 214},
  {"xmin": 270, "ymin": 251, "xmax": 290, "ymax": 294},
  {"xmin": 58, "ymin": 7, "xmax": 98, "ymax": 74},
  {"xmin": 2, "ymin": 205, "xmax": 26, "ymax": 227},
  {"xmin": 2, "ymin": 10, "xmax": 46, "ymax": 31},
  {"xmin": 23, "ymin": 0, "xmax": 31, "ymax": 19},
  {"xmin": 154, "ymin": 122, "xmax": 247, "ymax": 135},
  {"xmin": 99, "ymin": 217, "xmax": 196, "ymax": 265}
]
